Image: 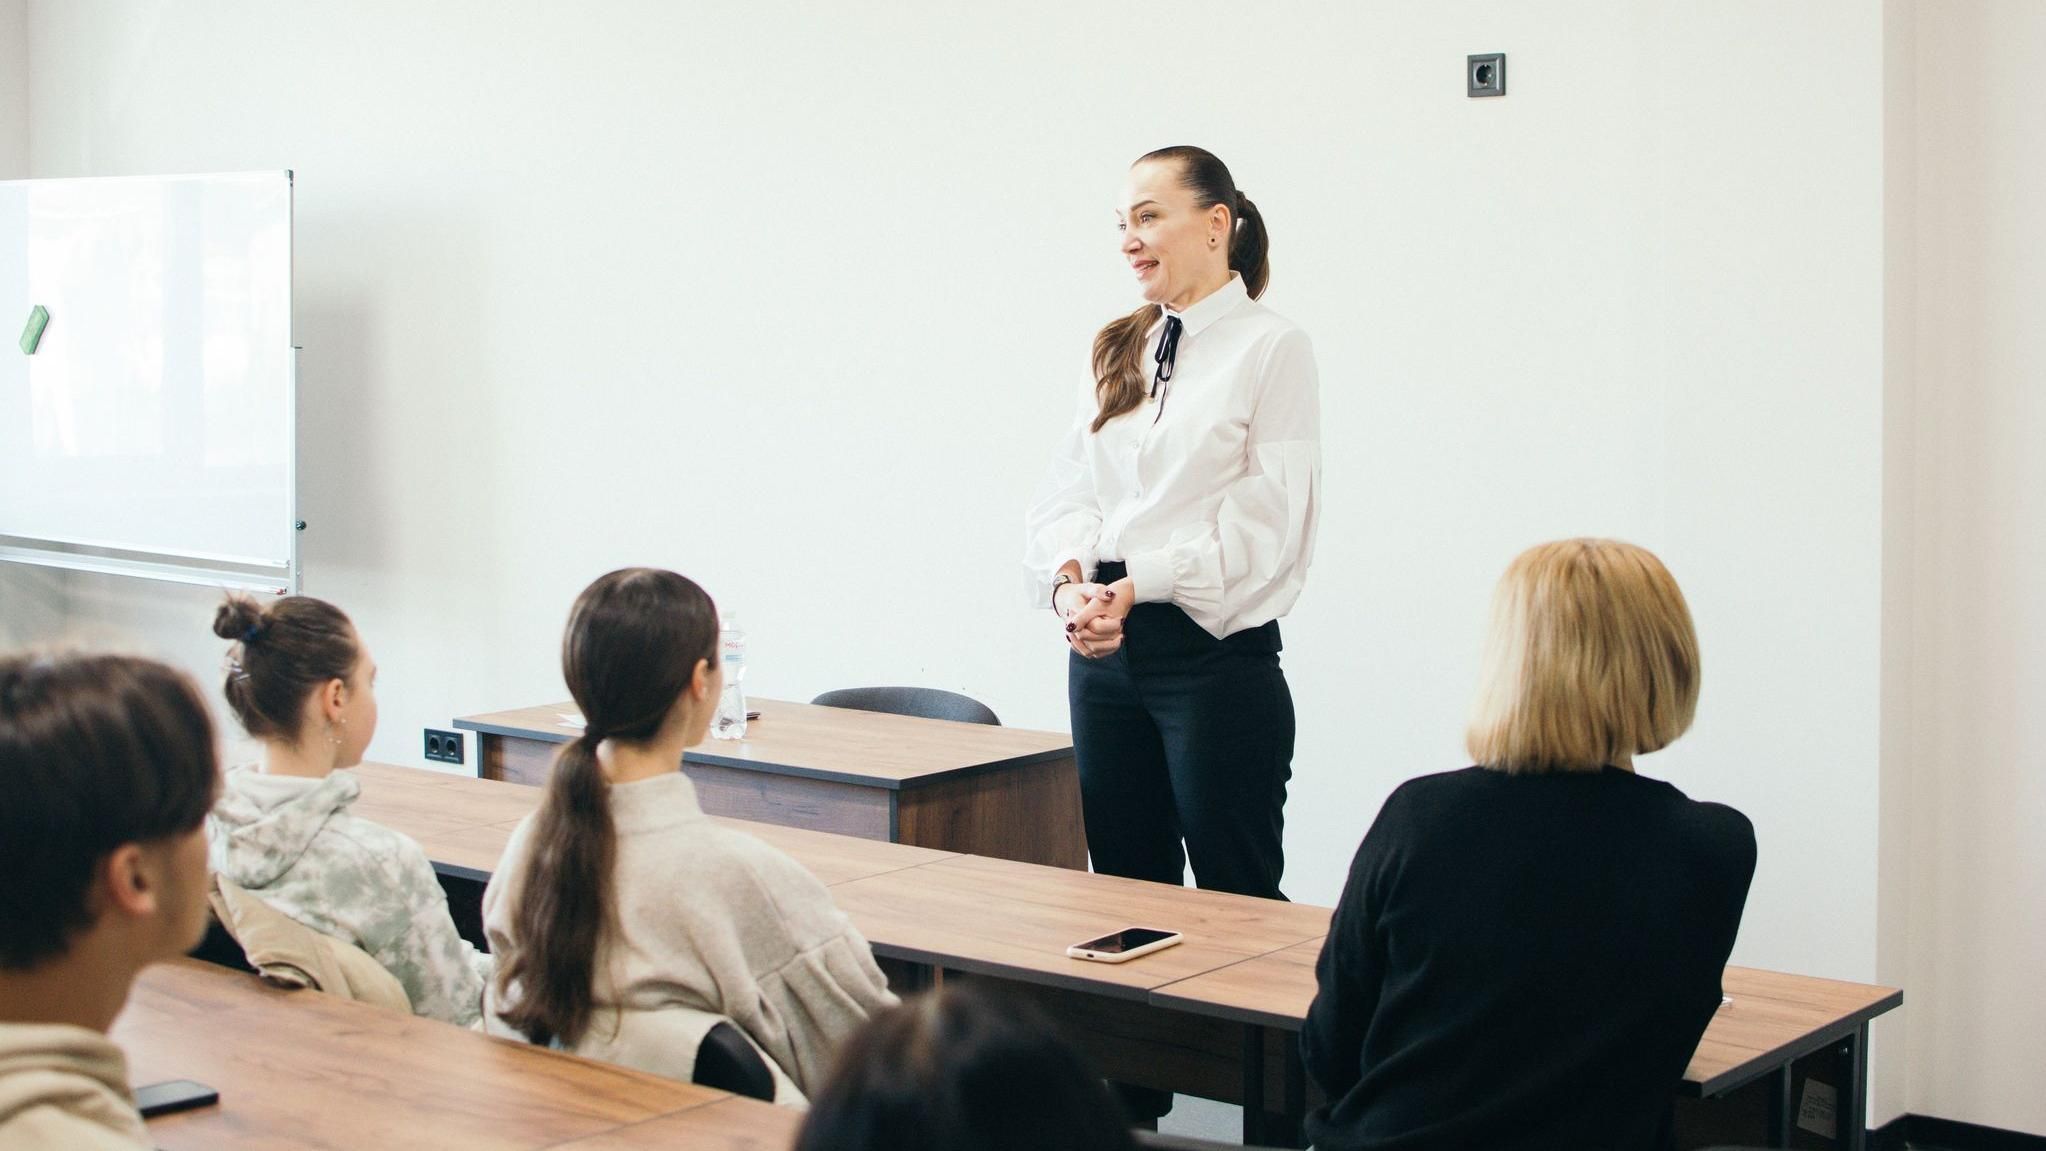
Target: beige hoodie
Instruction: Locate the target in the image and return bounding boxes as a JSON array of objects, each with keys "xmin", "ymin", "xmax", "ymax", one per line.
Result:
[{"xmin": 0, "ymin": 1022, "xmax": 148, "ymax": 1150}]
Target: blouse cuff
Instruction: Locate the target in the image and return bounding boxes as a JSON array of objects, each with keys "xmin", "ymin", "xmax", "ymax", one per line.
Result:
[
  {"xmin": 1122, "ymin": 548, "xmax": 1177, "ymax": 605},
  {"xmin": 1052, "ymin": 547, "xmax": 1099, "ymax": 585}
]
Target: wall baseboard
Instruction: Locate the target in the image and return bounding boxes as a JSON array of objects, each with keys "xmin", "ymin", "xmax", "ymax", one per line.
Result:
[{"xmin": 1871, "ymin": 1113, "xmax": 2046, "ymax": 1151}]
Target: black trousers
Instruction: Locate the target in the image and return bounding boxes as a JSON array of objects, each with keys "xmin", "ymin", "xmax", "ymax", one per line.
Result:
[{"xmin": 1068, "ymin": 562, "xmax": 1294, "ymax": 901}]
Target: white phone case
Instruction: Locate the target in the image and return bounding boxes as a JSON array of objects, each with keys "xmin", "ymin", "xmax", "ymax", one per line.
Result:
[{"xmin": 1066, "ymin": 928, "xmax": 1184, "ymax": 964}]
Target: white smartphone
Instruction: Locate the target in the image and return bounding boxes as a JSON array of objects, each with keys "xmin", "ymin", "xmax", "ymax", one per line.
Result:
[{"xmin": 1066, "ymin": 926, "xmax": 1184, "ymax": 964}]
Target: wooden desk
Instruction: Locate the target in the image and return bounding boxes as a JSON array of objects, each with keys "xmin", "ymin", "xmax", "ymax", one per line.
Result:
[
  {"xmin": 351, "ymin": 762, "xmax": 958, "ymax": 887},
  {"xmin": 116, "ymin": 959, "xmax": 796, "ymax": 1151},
  {"xmin": 351, "ymin": 763, "xmax": 1902, "ymax": 1151},
  {"xmin": 830, "ymin": 853, "xmax": 1331, "ymax": 1000},
  {"xmin": 1147, "ymin": 942, "xmax": 1902, "ymax": 1151},
  {"xmin": 455, "ymin": 698, "xmax": 1085, "ymax": 868},
  {"xmin": 548, "ymin": 1098, "xmax": 803, "ymax": 1150}
]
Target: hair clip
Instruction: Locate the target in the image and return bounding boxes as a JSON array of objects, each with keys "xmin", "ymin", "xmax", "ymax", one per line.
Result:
[{"xmin": 242, "ymin": 624, "xmax": 265, "ymax": 644}]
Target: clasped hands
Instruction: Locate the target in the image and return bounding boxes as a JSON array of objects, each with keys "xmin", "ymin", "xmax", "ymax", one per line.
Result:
[{"xmin": 1057, "ymin": 577, "xmax": 1135, "ymax": 659}]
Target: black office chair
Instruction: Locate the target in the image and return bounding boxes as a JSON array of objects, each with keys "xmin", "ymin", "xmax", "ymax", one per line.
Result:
[
  {"xmin": 811, "ymin": 686, "xmax": 1000, "ymax": 726},
  {"xmin": 693, "ymin": 1022, "xmax": 777, "ymax": 1102}
]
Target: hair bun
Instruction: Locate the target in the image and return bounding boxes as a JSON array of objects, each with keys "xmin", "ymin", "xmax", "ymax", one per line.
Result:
[{"xmin": 212, "ymin": 594, "xmax": 268, "ymax": 643}]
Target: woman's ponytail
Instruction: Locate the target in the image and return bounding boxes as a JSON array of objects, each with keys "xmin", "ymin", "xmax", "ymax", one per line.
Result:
[
  {"xmin": 1088, "ymin": 304, "xmax": 1162, "ymax": 433},
  {"xmin": 493, "ymin": 567, "xmax": 719, "ymax": 1048},
  {"xmin": 1230, "ymin": 191, "xmax": 1270, "ymax": 300},
  {"xmin": 496, "ymin": 729, "xmax": 615, "ymax": 1047}
]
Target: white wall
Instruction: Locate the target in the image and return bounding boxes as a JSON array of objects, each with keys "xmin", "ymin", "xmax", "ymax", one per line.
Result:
[
  {"xmin": 1875, "ymin": 0, "xmax": 1917, "ymax": 1127},
  {"xmin": 0, "ymin": 0, "xmax": 54, "ymax": 646},
  {"xmin": 15, "ymin": 0, "xmax": 1919, "ymax": 1119},
  {"xmin": 1891, "ymin": 1, "xmax": 2046, "ymax": 1134},
  {"xmin": 0, "ymin": 0, "xmax": 21, "ymax": 180}
]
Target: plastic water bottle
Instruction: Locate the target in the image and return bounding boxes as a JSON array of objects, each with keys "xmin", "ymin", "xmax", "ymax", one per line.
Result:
[{"xmin": 712, "ymin": 617, "xmax": 747, "ymax": 740}]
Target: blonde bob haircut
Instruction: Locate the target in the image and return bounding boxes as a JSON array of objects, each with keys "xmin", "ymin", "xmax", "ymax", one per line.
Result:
[{"xmin": 1466, "ymin": 539, "xmax": 1699, "ymax": 774}]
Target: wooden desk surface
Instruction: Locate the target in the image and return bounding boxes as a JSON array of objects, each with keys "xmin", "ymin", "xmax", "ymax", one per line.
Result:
[
  {"xmin": 1685, "ymin": 966, "xmax": 1903, "ymax": 1096},
  {"xmin": 351, "ymin": 762, "xmax": 1902, "ymax": 1102},
  {"xmin": 1146, "ymin": 941, "xmax": 1902, "ymax": 1097},
  {"xmin": 548, "ymin": 1097, "xmax": 804, "ymax": 1150},
  {"xmin": 1150, "ymin": 935, "xmax": 1325, "ymax": 1029},
  {"xmin": 116, "ymin": 959, "xmax": 746, "ymax": 1151},
  {"xmin": 351, "ymin": 762, "xmax": 958, "ymax": 887},
  {"xmin": 829, "ymin": 853, "xmax": 1332, "ymax": 1001},
  {"xmin": 455, "ymin": 698, "xmax": 1074, "ymax": 789}
]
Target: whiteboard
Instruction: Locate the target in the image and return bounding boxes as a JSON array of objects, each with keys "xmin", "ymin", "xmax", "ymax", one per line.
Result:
[{"xmin": 0, "ymin": 172, "xmax": 295, "ymax": 589}]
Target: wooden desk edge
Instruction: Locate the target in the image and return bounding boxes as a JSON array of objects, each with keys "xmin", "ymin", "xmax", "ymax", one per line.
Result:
[
  {"xmin": 455, "ymin": 715, "xmax": 579, "ymax": 744},
  {"xmin": 456, "ymin": 716, "xmax": 1077, "ymax": 790},
  {"xmin": 1145, "ymin": 989, "xmax": 1309, "ymax": 1032},
  {"xmin": 432, "ymin": 859, "xmax": 496, "ymax": 885},
  {"xmin": 685, "ymin": 744, "xmax": 1075, "ymax": 791},
  {"xmin": 868, "ymin": 940, "xmax": 1163, "ymax": 1003},
  {"xmin": 1679, "ymin": 987, "xmax": 1903, "ymax": 1098}
]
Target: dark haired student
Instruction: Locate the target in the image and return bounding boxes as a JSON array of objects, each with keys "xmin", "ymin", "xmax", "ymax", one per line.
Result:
[
  {"xmin": 0, "ymin": 654, "xmax": 219, "ymax": 1149},
  {"xmin": 795, "ymin": 983, "xmax": 1136, "ymax": 1151},
  {"xmin": 205, "ymin": 594, "xmax": 493, "ymax": 1025},
  {"xmin": 484, "ymin": 568, "xmax": 894, "ymax": 1102},
  {"xmin": 1025, "ymin": 145, "xmax": 1322, "ymax": 902}
]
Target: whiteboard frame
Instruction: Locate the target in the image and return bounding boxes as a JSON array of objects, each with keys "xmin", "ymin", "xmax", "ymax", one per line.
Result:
[{"xmin": 0, "ymin": 171, "xmax": 301, "ymax": 597}]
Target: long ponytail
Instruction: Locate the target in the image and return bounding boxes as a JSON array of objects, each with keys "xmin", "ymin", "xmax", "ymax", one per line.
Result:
[
  {"xmin": 1089, "ymin": 146, "xmax": 1269, "ymax": 432},
  {"xmin": 494, "ymin": 567, "xmax": 720, "ymax": 1047},
  {"xmin": 497, "ymin": 730, "xmax": 614, "ymax": 1046}
]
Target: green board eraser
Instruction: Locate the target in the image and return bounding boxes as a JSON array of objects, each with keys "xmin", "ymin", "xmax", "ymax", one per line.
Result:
[{"xmin": 20, "ymin": 305, "xmax": 49, "ymax": 355}]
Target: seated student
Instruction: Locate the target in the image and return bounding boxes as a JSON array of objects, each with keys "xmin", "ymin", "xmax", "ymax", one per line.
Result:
[
  {"xmin": 205, "ymin": 594, "xmax": 492, "ymax": 1026},
  {"xmin": 0, "ymin": 653, "xmax": 219, "ymax": 1150},
  {"xmin": 794, "ymin": 983, "xmax": 1136, "ymax": 1151},
  {"xmin": 1301, "ymin": 539, "xmax": 1757, "ymax": 1151},
  {"xmin": 484, "ymin": 568, "xmax": 895, "ymax": 1100}
]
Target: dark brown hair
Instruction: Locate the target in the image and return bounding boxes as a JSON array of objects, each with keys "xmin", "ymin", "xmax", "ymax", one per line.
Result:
[
  {"xmin": 0, "ymin": 653, "xmax": 219, "ymax": 969},
  {"xmin": 494, "ymin": 567, "xmax": 720, "ymax": 1047},
  {"xmin": 794, "ymin": 983, "xmax": 1137, "ymax": 1151},
  {"xmin": 1090, "ymin": 145, "xmax": 1270, "ymax": 432},
  {"xmin": 212, "ymin": 593, "xmax": 361, "ymax": 742}
]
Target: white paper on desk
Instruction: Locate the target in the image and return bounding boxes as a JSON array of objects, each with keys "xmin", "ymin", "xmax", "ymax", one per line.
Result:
[{"xmin": 558, "ymin": 713, "xmax": 585, "ymax": 729}]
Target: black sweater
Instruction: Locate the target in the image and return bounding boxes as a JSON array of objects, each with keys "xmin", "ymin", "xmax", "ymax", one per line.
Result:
[{"xmin": 1301, "ymin": 767, "xmax": 1756, "ymax": 1151}]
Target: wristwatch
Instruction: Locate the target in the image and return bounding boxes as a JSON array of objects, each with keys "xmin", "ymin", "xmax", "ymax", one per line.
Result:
[{"xmin": 1049, "ymin": 572, "xmax": 1074, "ymax": 613}]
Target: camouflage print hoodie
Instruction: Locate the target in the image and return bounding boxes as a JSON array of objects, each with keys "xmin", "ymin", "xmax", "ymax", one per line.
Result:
[{"xmin": 207, "ymin": 766, "xmax": 493, "ymax": 1027}]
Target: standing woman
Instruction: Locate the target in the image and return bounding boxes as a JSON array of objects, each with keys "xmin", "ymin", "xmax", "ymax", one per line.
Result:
[{"xmin": 1025, "ymin": 146, "xmax": 1320, "ymax": 901}]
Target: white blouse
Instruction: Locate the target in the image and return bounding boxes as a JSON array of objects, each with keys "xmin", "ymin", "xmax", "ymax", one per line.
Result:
[{"xmin": 1024, "ymin": 274, "xmax": 1321, "ymax": 640}]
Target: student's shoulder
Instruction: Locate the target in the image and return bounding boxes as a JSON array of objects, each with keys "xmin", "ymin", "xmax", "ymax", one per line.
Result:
[
  {"xmin": 1380, "ymin": 766, "xmax": 1497, "ymax": 813},
  {"xmin": 693, "ymin": 825, "xmax": 834, "ymax": 908},
  {"xmin": 1348, "ymin": 768, "xmax": 1494, "ymax": 857},
  {"xmin": 323, "ymin": 811, "xmax": 435, "ymax": 880},
  {"xmin": 1647, "ymin": 779, "xmax": 1758, "ymax": 875}
]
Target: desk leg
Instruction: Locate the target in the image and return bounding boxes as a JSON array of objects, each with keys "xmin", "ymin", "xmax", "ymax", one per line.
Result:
[
  {"xmin": 1242, "ymin": 1026, "xmax": 1267, "ymax": 1145},
  {"xmin": 1766, "ymin": 1063, "xmax": 1793, "ymax": 1148},
  {"xmin": 1280, "ymin": 1037, "xmax": 1307, "ymax": 1148},
  {"xmin": 1842, "ymin": 1024, "xmax": 1868, "ymax": 1151}
]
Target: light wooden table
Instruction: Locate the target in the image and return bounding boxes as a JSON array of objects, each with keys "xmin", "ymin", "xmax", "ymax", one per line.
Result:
[
  {"xmin": 1147, "ymin": 941, "xmax": 1902, "ymax": 1151},
  {"xmin": 351, "ymin": 762, "xmax": 959, "ymax": 887},
  {"xmin": 351, "ymin": 762, "xmax": 1901, "ymax": 1150},
  {"xmin": 454, "ymin": 698, "xmax": 1086, "ymax": 868},
  {"xmin": 116, "ymin": 959, "xmax": 798, "ymax": 1151}
]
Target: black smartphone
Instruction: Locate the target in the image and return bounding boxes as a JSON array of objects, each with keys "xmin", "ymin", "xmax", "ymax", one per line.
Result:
[{"xmin": 133, "ymin": 1079, "xmax": 219, "ymax": 1118}]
